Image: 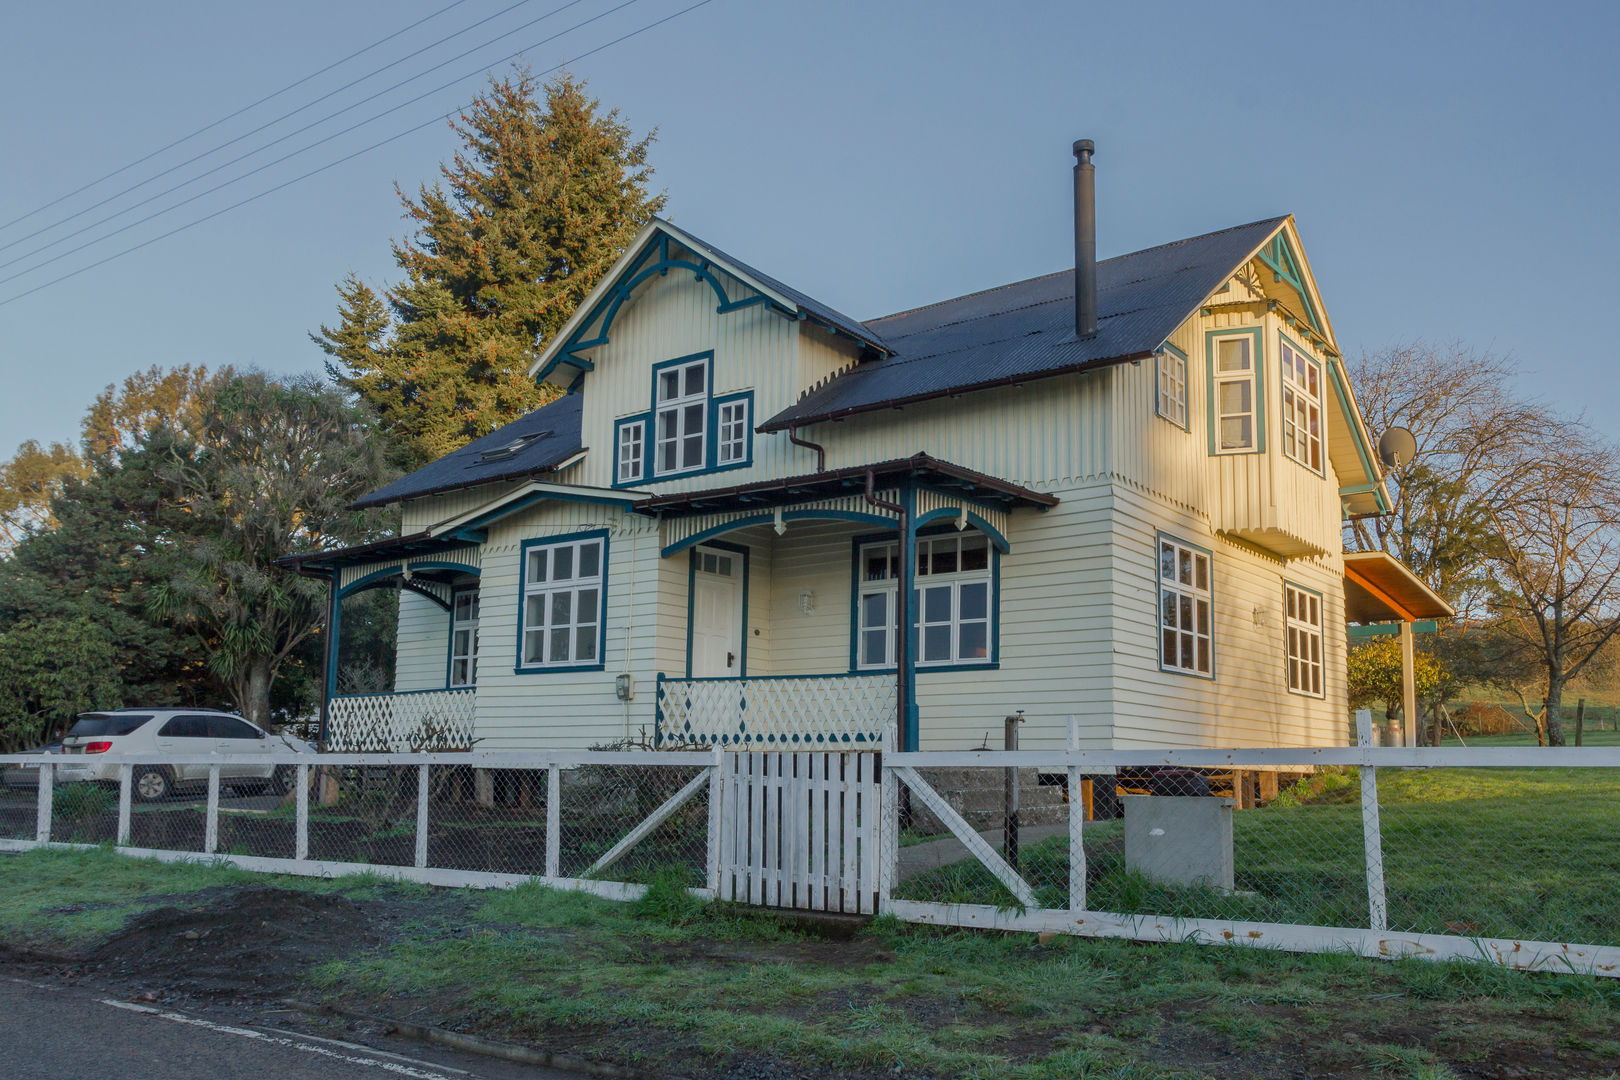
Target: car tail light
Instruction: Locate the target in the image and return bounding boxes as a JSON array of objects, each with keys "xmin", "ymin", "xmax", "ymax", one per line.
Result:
[{"xmin": 84, "ymin": 741, "xmax": 113, "ymax": 754}]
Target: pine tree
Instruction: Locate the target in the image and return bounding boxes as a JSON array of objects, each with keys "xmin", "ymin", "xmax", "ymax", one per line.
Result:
[{"xmin": 315, "ymin": 68, "xmax": 665, "ymax": 464}]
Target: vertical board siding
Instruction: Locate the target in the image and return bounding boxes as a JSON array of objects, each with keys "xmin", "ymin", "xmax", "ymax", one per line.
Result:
[{"xmin": 394, "ymin": 590, "xmax": 448, "ymax": 692}]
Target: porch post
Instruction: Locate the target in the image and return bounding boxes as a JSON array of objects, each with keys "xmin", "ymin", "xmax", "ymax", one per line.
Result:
[
  {"xmin": 899, "ymin": 484, "xmax": 919, "ymax": 752},
  {"xmin": 318, "ymin": 570, "xmax": 340, "ymax": 749},
  {"xmin": 1399, "ymin": 619, "xmax": 1417, "ymax": 747}
]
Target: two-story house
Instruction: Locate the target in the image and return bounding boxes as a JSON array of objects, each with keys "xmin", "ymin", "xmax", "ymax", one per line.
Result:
[{"xmin": 287, "ymin": 141, "xmax": 1438, "ymax": 753}]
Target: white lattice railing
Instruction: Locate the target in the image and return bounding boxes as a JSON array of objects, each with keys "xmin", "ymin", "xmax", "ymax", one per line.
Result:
[
  {"xmin": 656, "ymin": 674, "xmax": 896, "ymax": 748},
  {"xmin": 327, "ymin": 688, "xmax": 476, "ymax": 751}
]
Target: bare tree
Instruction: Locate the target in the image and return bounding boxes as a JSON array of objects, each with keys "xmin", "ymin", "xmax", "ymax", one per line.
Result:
[{"xmin": 1482, "ymin": 438, "xmax": 1620, "ymax": 746}]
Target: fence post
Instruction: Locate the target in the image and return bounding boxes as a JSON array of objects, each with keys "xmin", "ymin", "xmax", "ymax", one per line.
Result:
[
  {"xmin": 415, "ymin": 763, "xmax": 431, "ymax": 869},
  {"xmin": 1067, "ymin": 715, "xmax": 1086, "ymax": 914},
  {"xmin": 1356, "ymin": 709, "xmax": 1388, "ymax": 932},
  {"xmin": 295, "ymin": 763, "xmax": 310, "ymax": 862},
  {"xmin": 1004, "ymin": 712, "xmax": 1022, "ymax": 870},
  {"xmin": 205, "ymin": 764, "xmax": 220, "ymax": 855},
  {"xmin": 878, "ymin": 721, "xmax": 899, "ymax": 908},
  {"xmin": 545, "ymin": 763, "xmax": 561, "ymax": 881},
  {"xmin": 117, "ymin": 763, "xmax": 132, "ymax": 847},
  {"xmin": 36, "ymin": 760, "xmax": 52, "ymax": 844},
  {"xmin": 706, "ymin": 745, "xmax": 723, "ymax": 893}
]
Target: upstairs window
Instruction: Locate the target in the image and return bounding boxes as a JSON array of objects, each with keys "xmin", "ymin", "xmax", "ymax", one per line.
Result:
[
  {"xmin": 1213, "ymin": 335, "xmax": 1257, "ymax": 452},
  {"xmin": 1159, "ymin": 536, "xmax": 1212, "ymax": 677},
  {"xmin": 717, "ymin": 398, "xmax": 750, "ymax": 465},
  {"xmin": 1280, "ymin": 340, "xmax": 1323, "ymax": 473},
  {"xmin": 655, "ymin": 357, "xmax": 708, "ymax": 476},
  {"xmin": 1156, "ymin": 346, "xmax": 1188, "ymax": 429},
  {"xmin": 1284, "ymin": 583, "xmax": 1324, "ymax": 696},
  {"xmin": 519, "ymin": 534, "xmax": 606, "ymax": 671},
  {"xmin": 616, "ymin": 420, "xmax": 644, "ymax": 484}
]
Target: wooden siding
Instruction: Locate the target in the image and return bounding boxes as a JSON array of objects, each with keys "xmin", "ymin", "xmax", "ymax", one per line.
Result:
[{"xmin": 394, "ymin": 589, "xmax": 448, "ymax": 692}]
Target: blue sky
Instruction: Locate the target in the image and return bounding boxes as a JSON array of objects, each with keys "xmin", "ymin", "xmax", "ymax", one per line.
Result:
[{"xmin": 1, "ymin": 0, "xmax": 1615, "ymax": 453}]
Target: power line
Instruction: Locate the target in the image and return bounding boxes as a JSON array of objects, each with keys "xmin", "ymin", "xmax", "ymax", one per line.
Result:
[
  {"xmin": 0, "ymin": 0, "xmax": 717, "ymax": 310},
  {"xmin": 0, "ymin": 0, "xmax": 548, "ymax": 258},
  {"xmin": 0, "ymin": 0, "xmax": 619, "ymax": 284},
  {"xmin": 0, "ymin": 0, "xmax": 473, "ymax": 235}
]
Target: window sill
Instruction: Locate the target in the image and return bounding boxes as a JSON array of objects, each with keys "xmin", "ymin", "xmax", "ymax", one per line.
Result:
[
  {"xmin": 1159, "ymin": 664, "xmax": 1215, "ymax": 681},
  {"xmin": 512, "ymin": 663, "xmax": 607, "ymax": 676},
  {"xmin": 852, "ymin": 662, "xmax": 1000, "ymax": 675},
  {"xmin": 1285, "ymin": 686, "xmax": 1326, "ymax": 700}
]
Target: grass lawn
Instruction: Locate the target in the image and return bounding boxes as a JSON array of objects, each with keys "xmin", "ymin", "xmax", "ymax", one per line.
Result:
[
  {"xmin": 3, "ymin": 848, "xmax": 1620, "ymax": 1079},
  {"xmin": 1440, "ymin": 731, "xmax": 1620, "ymax": 748}
]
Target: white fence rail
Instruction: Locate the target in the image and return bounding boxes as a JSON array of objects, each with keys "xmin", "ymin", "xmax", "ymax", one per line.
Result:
[
  {"xmin": 655, "ymin": 674, "xmax": 896, "ymax": 747},
  {"xmin": 327, "ymin": 688, "xmax": 476, "ymax": 752}
]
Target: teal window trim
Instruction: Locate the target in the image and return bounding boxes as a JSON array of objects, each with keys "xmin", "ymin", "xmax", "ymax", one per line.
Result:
[
  {"xmin": 1282, "ymin": 579, "xmax": 1326, "ymax": 699},
  {"xmin": 615, "ymin": 352, "xmax": 756, "ymax": 487},
  {"xmin": 613, "ymin": 414, "xmax": 649, "ymax": 486},
  {"xmin": 1205, "ymin": 327, "xmax": 1266, "ymax": 457},
  {"xmin": 514, "ymin": 529, "xmax": 609, "ymax": 675},
  {"xmin": 849, "ymin": 525, "xmax": 1000, "ymax": 674},
  {"xmin": 1155, "ymin": 342, "xmax": 1190, "ymax": 431},
  {"xmin": 684, "ymin": 539, "xmax": 749, "ymax": 679},
  {"xmin": 711, "ymin": 390, "xmax": 755, "ymax": 473},
  {"xmin": 1156, "ymin": 531, "xmax": 1215, "ymax": 681},
  {"xmin": 1278, "ymin": 331, "xmax": 1327, "ymax": 477},
  {"xmin": 447, "ymin": 584, "xmax": 479, "ymax": 689},
  {"xmin": 1256, "ymin": 231, "xmax": 1325, "ymax": 335},
  {"xmin": 650, "ymin": 352, "xmax": 713, "ymax": 480}
]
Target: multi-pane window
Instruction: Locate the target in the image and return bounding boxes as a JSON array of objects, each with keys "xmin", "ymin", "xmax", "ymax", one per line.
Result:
[
  {"xmin": 1159, "ymin": 537, "xmax": 1212, "ymax": 676},
  {"xmin": 616, "ymin": 421, "xmax": 644, "ymax": 484},
  {"xmin": 1285, "ymin": 583, "xmax": 1324, "ymax": 696},
  {"xmin": 519, "ymin": 536, "xmax": 604, "ymax": 669},
  {"xmin": 449, "ymin": 589, "xmax": 479, "ymax": 687},
  {"xmin": 1279, "ymin": 340, "xmax": 1323, "ymax": 472},
  {"xmin": 1213, "ymin": 335, "xmax": 1257, "ymax": 452},
  {"xmin": 655, "ymin": 357, "xmax": 707, "ymax": 475},
  {"xmin": 1157, "ymin": 347, "xmax": 1188, "ymax": 428},
  {"xmin": 717, "ymin": 398, "xmax": 749, "ymax": 465},
  {"xmin": 855, "ymin": 533, "xmax": 992, "ymax": 668}
]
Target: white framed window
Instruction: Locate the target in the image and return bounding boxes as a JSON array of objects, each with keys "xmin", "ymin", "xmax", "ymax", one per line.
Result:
[
  {"xmin": 1156, "ymin": 347, "xmax": 1188, "ymax": 428},
  {"xmin": 449, "ymin": 589, "xmax": 479, "ymax": 687},
  {"xmin": 855, "ymin": 532, "xmax": 993, "ymax": 669},
  {"xmin": 1285, "ymin": 583, "xmax": 1324, "ymax": 696},
  {"xmin": 1279, "ymin": 340, "xmax": 1323, "ymax": 473},
  {"xmin": 717, "ymin": 397, "xmax": 749, "ymax": 465},
  {"xmin": 616, "ymin": 421, "xmax": 644, "ymax": 484},
  {"xmin": 1159, "ymin": 536, "xmax": 1212, "ymax": 676},
  {"xmin": 1213, "ymin": 335, "xmax": 1257, "ymax": 452},
  {"xmin": 654, "ymin": 357, "xmax": 708, "ymax": 475},
  {"xmin": 519, "ymin": 535, "xmax": 605, "ymax": 669}
]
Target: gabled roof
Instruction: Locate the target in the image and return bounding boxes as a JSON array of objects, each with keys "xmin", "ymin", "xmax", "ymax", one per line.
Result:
[
  {"xmin": 530, "ymin": 218, "xmax": 888, "ymax": 386},
  {"xmin": 760, "ymin": 216, "xmax": 1289, "ymax": 431},
  {"xmin": 349, "ymin": 393, "xmax": 585, "ymax": 510}
]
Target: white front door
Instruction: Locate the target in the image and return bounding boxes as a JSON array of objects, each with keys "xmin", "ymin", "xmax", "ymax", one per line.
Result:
[{"xmin": 691, "ymin": 546, "xmax": 744, "ymax": 678}]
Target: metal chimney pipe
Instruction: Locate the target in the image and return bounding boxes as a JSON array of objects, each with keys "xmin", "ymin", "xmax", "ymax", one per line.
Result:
[{"xmin": 1073, "ymin": 139, "xmax": 1097, "ymax": 339}]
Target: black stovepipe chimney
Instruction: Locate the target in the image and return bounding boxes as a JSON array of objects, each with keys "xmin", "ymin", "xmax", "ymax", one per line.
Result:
[{"xmin": 1073, "ymin": 139, "xmax": 1097, "ymax": 339}]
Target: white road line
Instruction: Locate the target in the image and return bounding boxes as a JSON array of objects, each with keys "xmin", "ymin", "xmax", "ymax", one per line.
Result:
[
  {"xmin": 276, "ymin": 1027, "xmax": 471, "ymax": 1073},
  {"xmin": 98, "ymin": 999, "xmax": 465, "ymax": 1079}
]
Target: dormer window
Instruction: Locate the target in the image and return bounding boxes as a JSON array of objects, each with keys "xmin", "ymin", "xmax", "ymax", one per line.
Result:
[
  {"xmin": 1279, "ymin": 339, "xmax": 1323, "ymax": 473},
  {"xmin": 613, "ymin": 350, "xmax": 753, "ymax": 486},
  {"xmin": 655, "ymin": 356, "xmax": 708, "ymax": 476},
  {"xmin": 1211, "ymin": 332, "xmax": 1259, "ymax": 453}
]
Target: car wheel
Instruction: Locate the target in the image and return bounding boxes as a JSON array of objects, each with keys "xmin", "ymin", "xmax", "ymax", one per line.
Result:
[{"xmin": 133, "ymin": 766, "xmax": 172, "ymax": 802}]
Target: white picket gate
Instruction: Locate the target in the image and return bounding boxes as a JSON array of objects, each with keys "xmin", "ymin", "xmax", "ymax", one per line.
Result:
[{"xmin": 714, "ymin": 751, "xmax": 881, "ymax": 914}]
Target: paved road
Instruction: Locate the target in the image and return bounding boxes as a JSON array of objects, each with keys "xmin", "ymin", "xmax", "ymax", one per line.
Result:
[{"xmin": 0, "ymin": 975, "xmax": 581, "ymax": 1080}]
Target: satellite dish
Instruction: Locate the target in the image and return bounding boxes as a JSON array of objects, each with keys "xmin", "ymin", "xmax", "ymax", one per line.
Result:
[{"xmin": 1378, "ymin": 426, "xmax": 1417, "ymax": 469}]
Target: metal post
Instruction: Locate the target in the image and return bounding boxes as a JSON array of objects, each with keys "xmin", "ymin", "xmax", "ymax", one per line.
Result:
[
  {"xmin": 1356, "ymin": 709, "xmax": 1388, "ymax": 931},
  {"xmin": 414, "ymin": 764, "xmax": 431, "ymax": 869},
  {"xmin": 1003, "ymin": 712, "xmax": 1023, "ymax": 869},
  {"xmin": 1067, "ymin": 715, "xmax": 1086, "ymax": 913},
  {"xmin": 294, "ymin": 763, "xmax": 310, "ymax": 861},
  {"xmin": 36, "ymin": 760, "xmax": 52, "ymax": 844},
  {"xmin": 117, "ymin": 763, "xmax": 133, "ymax": 847},
  {"xmin": 205, "ymin": 765, "xmax": 220, "ymax": 855},
  {"xmin": 545, "ymin": 764, "xmax": 561, "ymax": 880}
]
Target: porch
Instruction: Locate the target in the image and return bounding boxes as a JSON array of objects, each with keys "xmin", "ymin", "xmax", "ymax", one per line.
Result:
[{"xmin": 655, "ymin": 673, "xmax": 897, "ymax": 747}]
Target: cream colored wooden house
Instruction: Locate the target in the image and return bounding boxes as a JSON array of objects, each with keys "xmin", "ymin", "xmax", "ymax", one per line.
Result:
[{"xmin": 289, "ymin": 145, "xmax": 1412, "ymax": 753}]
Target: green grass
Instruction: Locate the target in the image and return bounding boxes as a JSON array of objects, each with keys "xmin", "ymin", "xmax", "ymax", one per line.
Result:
[
  {"xmin": 1440, "ymin": 730, "xmax": 1620, "ymax": 748},
  {"xmin": 2, "ymin": 847, "xmax": 1618, "ymax": 1079}
]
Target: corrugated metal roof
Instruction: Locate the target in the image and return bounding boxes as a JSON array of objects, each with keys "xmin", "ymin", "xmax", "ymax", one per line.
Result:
[
  {"xmin": 350, "ymin": 392, "xmax": 584, "ymax": 510},
  {"xmin": 760, "ymin": 216, "xmax": 1288, "ymax": 431}
]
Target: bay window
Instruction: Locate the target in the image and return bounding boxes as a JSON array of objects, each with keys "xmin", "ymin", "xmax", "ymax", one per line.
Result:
[
  {"xmin": 1212, "ymin": 334, "xmax": 1257, "ymax": 452},
  {"xmin": 1279, "ymin": 339, "xmax": 1324, "ymax": 472}
]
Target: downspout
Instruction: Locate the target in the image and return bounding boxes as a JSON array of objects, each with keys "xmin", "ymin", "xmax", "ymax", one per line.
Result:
[
  {"xmin": 864, "ymin": 470, "xmax": 911, "ymax": 751},
  {"xmin": 788, "ymin": 426, "xmax": 826, "ymax": 472}
]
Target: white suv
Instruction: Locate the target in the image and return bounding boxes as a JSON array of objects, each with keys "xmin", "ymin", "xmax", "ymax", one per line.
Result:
[{"xmin": 54, "ymin": 709, "xmax": 314, "ymax": 801}]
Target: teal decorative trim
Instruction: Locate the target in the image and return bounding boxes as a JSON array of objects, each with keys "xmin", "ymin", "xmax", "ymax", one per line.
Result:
[
  {"xmin": 450, "ymin": 490, "xmax": 640, "ymax": 536},
  {"xmin": 514, "ymin": 529, "xmax": 610, "ymax": 675},
  {"xmin": 1327, "ymin": 361, "xmax": 1392, "ymax": 513},
  {"xmin": 1348, "ymin": 620, "xmax": 1439, "ymax": 638},
  {"xmin": 660, "ymin": 509, "xmax": 894, "ymax": 558},
  {"xmin": 1256, "ymin": 231, "xmax": 1324, "ymax": 334},
  {"xmin": 685, "ymin": 539, "xmax": 750, "ymax": 679},
  {"xmin": 909, "ymin": 507, "xmax": 1011, "ymax": 553},
  {"xmin": 1204, "ymin": 327, "xmax": 1266, "ymax": 457},
  {"xmin": 338, "ymin": 560, "xmax": 480, "ymax": 599}
]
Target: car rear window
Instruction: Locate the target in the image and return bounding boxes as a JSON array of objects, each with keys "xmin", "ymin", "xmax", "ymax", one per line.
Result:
[
  {"xmin": 67, "ymin": 713, "xmax": 153, "ymax": 737},
  {"xmin": 158, "ymin": 715, "xmax": 210, "ymax": 739},
  {"xmin": 207, "ymin": 716, "xmax": 262, "ymax": 740}
]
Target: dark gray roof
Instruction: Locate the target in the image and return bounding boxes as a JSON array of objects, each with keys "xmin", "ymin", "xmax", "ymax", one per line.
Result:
[
  {"xmin": 350, "ymin": 393, "xmax": 584, "ymax": 510},
  {"xmin": 660, "ymin": 219, "xmax": 890, "ymax": 356},
  {"xmin": 760, "ymin": 216, "xmax": 1287, "ymax": 431}
]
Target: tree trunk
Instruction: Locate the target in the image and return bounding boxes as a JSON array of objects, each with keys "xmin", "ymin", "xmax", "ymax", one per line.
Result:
[
  {"xmin": 242, "ymin": 658, "xmax": 274, "ymax": 730},
  {"xmin": 1545, "ymin": 680, "xmax": 1568, "ymax": 747}
]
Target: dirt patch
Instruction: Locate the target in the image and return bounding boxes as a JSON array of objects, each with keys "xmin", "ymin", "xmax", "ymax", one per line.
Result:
[{"xmin": 80, "ymin": 884, "xmax": 382, "ymax": 999}]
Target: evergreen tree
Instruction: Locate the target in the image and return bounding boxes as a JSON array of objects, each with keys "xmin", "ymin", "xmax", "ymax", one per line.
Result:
[{"xmin": 315, "ymin": 68, "xmax": 665, "ymax": 464}]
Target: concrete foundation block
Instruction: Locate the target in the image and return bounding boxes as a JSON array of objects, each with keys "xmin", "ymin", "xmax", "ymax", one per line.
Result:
[{"xmin": 1123, "ymin": 795, "xmax": 1236, "ymax": 891}]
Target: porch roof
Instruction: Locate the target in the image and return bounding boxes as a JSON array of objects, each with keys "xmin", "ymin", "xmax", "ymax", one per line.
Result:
[
  {"xmin": 636, "ymin": 453, "xmax": 1059, "ymax": 517},
  {"xmin": 1343, "ymin": 551, "xmax": 1455, "ymax": 623},
  {"xmin": 276, "ymin": 531, "xmax": 473, "ymax": 576}
]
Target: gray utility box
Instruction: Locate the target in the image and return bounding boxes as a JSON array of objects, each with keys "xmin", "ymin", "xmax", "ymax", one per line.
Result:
[{"xmin": 1123, "ymin": 796, "xmax": 1236, "ymax": 891}]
